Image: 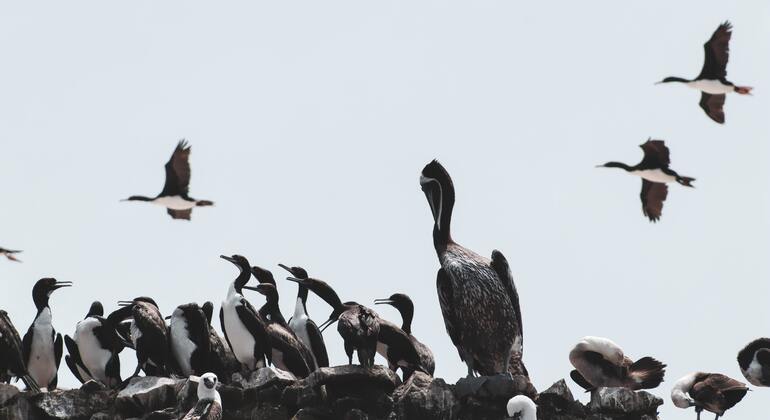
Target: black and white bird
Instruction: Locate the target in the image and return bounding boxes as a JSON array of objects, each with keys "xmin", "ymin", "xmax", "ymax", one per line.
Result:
[
  {"xmin": 671, "ymin": 372, "xmax": 748, "ymax": 420},
  {"xmin": 123, "ymin": 140, "xmax": 214, "ymax": 220},
  {"xmin": 737, "ymin": 338, "xmax": 770, "ymax": 387},
  {"xmin": 182, "ymin": 372, "xmax": 222, "ymax": 420},
  {"xmin": 420, "ymin": 160, "xmax": 527, "ymax": 377},
  {"xmin": 657, "ymin": 22, "xmax": 752, "ymax": 124},
  {"xmin": 219, "ymin": 255, "xmax": 271, "ymax": 371},
  {"xmin": 374, "ymin": 293, "xmax": 435, "ymax": 377},
  {"xmin": 278, "ymin": 264, "xmax": 329, "ymax": 368},
  {"xmin": 598, "ymin": 139, "xmax": 695, "ymax": 222},
  {"xmin": 169, "ymin": 303, "xmax": 211, "ymax": 377},
  {"xmin": 64, "ymin": 301, "xmax": 123, "ymax": 388},
  {"xmin": 506, "ymin": 395, "xmax": 537, "ymax": 420},
  {"xmin": 112, "ymin": 297, "xmax": 169, "ymax": 379},
  {"xmin": 569, "ymin": 336, "xmax": 666, "ymax": 391},
  {"xmin": 0, "ymin": 310, "xmax": 40, "ymax": 392},
  {"xmin": 0, "ymin": 247, "xmax": 22, "ymax": 262},
  {"xmin": 201, "ymin": 301, "xmax": 240, "ymax": 383},
  {"xmin": 286, "ymin": 276, "xmax": 380, "ymax": 368},
  {"xmin": 248, "ymin": 283, "xmax": 315, "ymax": 378},
  {"xmin": 23, "ymin": 278, "xmax": 71, "ymax": 391}
]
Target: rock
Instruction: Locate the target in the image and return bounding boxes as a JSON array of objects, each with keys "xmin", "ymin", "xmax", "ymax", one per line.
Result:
[
  {"xmin": 80, "ymin": 380, "xmax": 108, "ymax": 393},
  {"xmin": 233, "ymin": 367, "xmax": 297, "ymax": 390},
  {"xmin": 30, "ymin": 388, "xmax": 115, "ymax": 419},
  {"xmin": 116, "ymin": 377, "xmax": 181, "ymax": 416},
  {"xmin": 455, "ymin": 373, "xmax": 537, "ymax": 401},
  {"xmin": 587, "ymin": 387, "xmax": 663, "ymax": 415},
  {"xmin": 393, "ymin": 372, "xmax": 457, "ymax": 420},
  {"xmin": 302, "ymin": 366, "xmax": 400, "ymax": 392},
  {"xmin": 536, "ymin": 379, "xmax": 586, "ymax": 419}
]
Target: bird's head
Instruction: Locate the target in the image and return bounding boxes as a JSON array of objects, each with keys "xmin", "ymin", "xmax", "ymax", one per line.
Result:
[
  {"xmin": 197, "ymin": 372, "xmax": 219, "ymax": 401},
  {"xmin": 250, "ymin": 266, "xmax": 276, "ymax": 286},
  {"xmin": 86, "ymin": 301, "xmax": 104, "ymax": 318},
  {"xmin": 221, "ymin": 254, "xmax": 250, "ymax": 271},
  {"xmin": 286, "ymin": 276, "xmax": 344, "ymax": 331},
  {"xmin": 32, "ymin": 278, "xmax": 72, "ymax": 309},
  {"xmin": 278, "ymin": 263, "xmax": 308, "ymax": 279},
  {"xmin": 420, "ymin": 160, "xmax": 455, "ymax": 232},
  {"xmin": 506, "ymin": 395, "xmax": 537, "ymax": 420}
]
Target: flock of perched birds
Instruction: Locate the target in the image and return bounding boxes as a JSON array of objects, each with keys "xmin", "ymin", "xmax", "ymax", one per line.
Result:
[{"xmin": 0, "ymin": 21, "xmax": 763, "ymax": 420}]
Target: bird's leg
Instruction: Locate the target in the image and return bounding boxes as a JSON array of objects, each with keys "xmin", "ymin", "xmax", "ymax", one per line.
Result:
[{"xmin": 465, "ymin": 356, "xmax": 477, "ymax": 378}]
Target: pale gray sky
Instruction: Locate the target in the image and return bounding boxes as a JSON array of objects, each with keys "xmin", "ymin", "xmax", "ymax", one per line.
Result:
[{"xmin": 1, "ymin": 2, "xmax": 768, "ymax": 418}]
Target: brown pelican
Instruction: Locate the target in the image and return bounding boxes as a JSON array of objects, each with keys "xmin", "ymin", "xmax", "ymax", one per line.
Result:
[
  {"xmin": 569, "ymin": 336, "xmax": 666, "ymax": 390},
  {"xmin": 671, "ymin": 372, "xmax": 748, "ymax": 420},
  {"xmin": 657, "ymin": 22, "xmax": 752, "ymax": 124},
  {"xmin": 420, "ymin": 160, "xmax": 526, "ymax": 377},
  {"xmin": 737, "ymin": 338, "xmax": 770, "ymax": 387}
]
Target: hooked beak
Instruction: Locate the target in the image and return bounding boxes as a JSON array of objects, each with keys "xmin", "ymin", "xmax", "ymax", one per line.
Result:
[
  {"xmin": 373, "ymin": 298, "xmax": 394, "ymax": 306},
  {"xmin": 220, "ymin": 255, "xmax": 236, "ymax": 264}
]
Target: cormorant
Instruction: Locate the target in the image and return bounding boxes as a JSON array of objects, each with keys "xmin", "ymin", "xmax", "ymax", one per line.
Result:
[
  {"xmin": 23, "ymin": 278, "xmax": 71, "ymax": 390},
  {"xmin": 375, "ymin": 293, "xmax": 435, "ymax": 377},
  {"xmin": 278, "ymin": 263, "xmax": 329, "ymax": 368}
]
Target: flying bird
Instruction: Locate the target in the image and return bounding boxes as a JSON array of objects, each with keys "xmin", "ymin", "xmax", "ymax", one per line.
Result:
[
  {"xmin": 737, "ymin": 338, "xmax": 770, "ymax": 387},
  {"xmin": 657, "ymin": 22, "xmax": 752, "ymax": 124},
  {"xmin": 182, "ymin": 372, "xmax": 222, "ymax": 420},
  {"xmin": 598, "ymin": 139, "xmax": 694, "ymax": 222},
  {"xmin": 23, "ymin": 278, "xmax": 72, "ymax": 391},
  {"xmin": 123, "ymin": 140, "xmax": 214, "ymax": 220},
  {"xmin": 671, "ymin": 372, "xmax": 748, "ymax": 420},
  {"xmin": 0, "ymin": 247, "xmax": 21, "ymax": 262},
  {"xmin": 569, "ymin": 336, "xmax": 666, "ymax": 391},
  {"xmin": 420, "ymin": 160, "xmax": 526, "ymax": 377}
]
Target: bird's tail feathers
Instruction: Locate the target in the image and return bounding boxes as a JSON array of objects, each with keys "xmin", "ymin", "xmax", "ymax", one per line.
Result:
[
  {"xmin": 676, "ymin": 176, "xmax": 695, "ymax": 187},
  {"xmin": 630, "ymin": 357, "xmax": 666, "ymax": 389},
  {"xmin": 735, "ymin": 86, "xmax": 753, "ymax": 95}
]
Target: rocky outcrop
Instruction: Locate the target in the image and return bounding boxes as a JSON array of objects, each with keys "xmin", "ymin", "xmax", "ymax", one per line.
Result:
[{"xmin": 0, "ymin": 367, "xmax": 663, "ymax": 420}]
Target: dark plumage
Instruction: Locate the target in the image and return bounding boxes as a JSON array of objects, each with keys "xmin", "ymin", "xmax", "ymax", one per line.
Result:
[
  {"xmin": 201, "ymin": 301, "xmax": 240, "ymax": 383},
  {"xmin": 598, "ymin": 139, "xmax": 694, "ymax": 222},
  {"xmin": 169, "ymin": 303, "xmax": 211, "ymax": 377},
  {"xmin": 64, "ymin": 301, "xmax": 123, "ymax": 388},
  {"xmin": 375, "ymin": 293, "xmax": 435, "ymax": 377},
  {"xmin": 569, "ymin": 336, "xmax": 666, "ymax": 391},
  {"xmin": 0, "ymin": 247, "xmax": 22, "ymax": 262},
  {"xmin": 420, "ymin": 160, "xmax": 526, "ymax": 377},
  {"xmin": 0, "ymin": 310, "xmax": 40, "ymax": 392},
  {"xmin": 286, "ymin": 277, "xmax": 380, "ymax": 368},
  {"xmin": 122, "ymin": 140, "xmax": 214, "ymax": 220},
  {"xmin": 657, "ymin": 22, "xmax": 752, "ymax": 124},
  {"xmin": 23, "ymin": 278, "xmax": 71, "ymax": 390},
  {"xmin": 737, "ymin": 338, "xmax": 770, "ymax": 387},
  {"xmin": 112, "ymin": 297, "xmax": 169, "ymax": 379},
  {"xmin": 672, "ymin": 372, "xmax": 748, "ymax": 419},
  {"xmin": 278, "ymin": 263, "xmax": 329, "ymax": 368}
]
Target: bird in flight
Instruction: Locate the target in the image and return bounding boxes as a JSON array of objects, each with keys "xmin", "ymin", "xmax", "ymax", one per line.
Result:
[{"xmin": 0, "ymin": 247, "xmax": 22, "ymax": 262}]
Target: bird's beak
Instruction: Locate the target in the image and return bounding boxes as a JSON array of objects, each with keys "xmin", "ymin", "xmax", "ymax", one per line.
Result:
[
  {"xmin": 654, "ymin": 81, "xmax": 663, "ymax": 85},
  {"xmin": 164, "ymin": 315, "xmax": 171, "ymax": 320},
  {"xmin": 54, "ymin": 281, "xmax": 73, "ymax": 289},
  {"xmin": 220, "ymin": 255, "xmax": 236, "ymax": 264},
  {"xmin": 117, "ymin": 300, "xmax": 133, "ymax": 307},
  {"xmin": 242, "ymin": 285, "xmax": 261, "ymax": 292},
  {"xmin": 278, "ymin": 263, "xmax": 291, "ymax": 273},
  {"xmin": 595, "ymin": 164, "xmax": 605, "ymax": 168},
  {"xmin": 319, "ymin": 318, "xmax": 337, "ymax": 332},
  {"xmin": 285, "ymin": 277, "xmax": 303, "ymax": 284},
  {"xmin": 373, "ymin": 299, "xmax": 394, "ymax": 305}
]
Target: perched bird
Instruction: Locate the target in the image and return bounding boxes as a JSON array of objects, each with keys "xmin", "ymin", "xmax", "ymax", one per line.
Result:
[
  {"xmin": 278, "ymin": 263, "xmax": 329, "ymax": 368},
  {"xmin": 657, "ymin": 21, "xmax": 752, "ymax": 124},
  {"xmin": 0, "ymin": 247, "xmax": 22, "ymax": 262},
  {"xmin": 201, "ymin": 302, "xmax": 240, "ymax": 383},
  {"xmin": 182, "ymin": 372, "xmax": 222, "ymax": 420},
  {"xmin": 23, "ymin": 278, "xmax": 71, "ymax": 391},
  {"xmin": 248, "ymin": 283, "xmax": 315, "ymax": 378},
  {"xmin": 112, "ymin": 297, "xmax": 169, "ymax": 379},
  {"xmin": 420, "ymin": 160, "xmax": 526, "ymax": 377},
  {"xmin": 0, "ymin": 310, "xmax": 40, "ymax": 392},
  {"xmin": 598, "ymin": 139, "xmax": 695, "ymax": 222},
  {"xmin": 64, "ymin": 301, "xmax": 123, "ymax": 387},
  {"xmin": 219, "ymin": 255, "xmax": 271, "ymax": 370},
  {"xmin": 287, "ymin": 277, "xmax": 380, "ymax": 368},
  {"xmin": 506, "ymin": 395, "xmax": 537, "ymax": 420},
  {"xmin": 122, "ymin": 140, "xmax": 214, "ymax": 220},
  {"xmin": 737, "ymin": 338, "xmax": 770, "ymax": 387},
  {"xmin": 671, "ymin": 372, "xmax": 748, "ymax": 420},
  {"xmin": 569, "ymin": 336, "xmax": 666, "ymax": 391},
  {"xmin": 169, "ymin": 303, "xmax": 211, "ymax": 377},
  {"xmin": 375, "ymin": 293, "xmax": 435, "ymax": 377}
]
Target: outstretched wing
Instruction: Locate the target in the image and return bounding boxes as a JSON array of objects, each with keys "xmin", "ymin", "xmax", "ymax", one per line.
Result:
[
  {"xmin": 699, "ymin": 93, "xmax": 726, "ymax": 124},
  {"xmin": 638, "ymin": 139, "xmax": 670, "ymax": 168},
  {"xmin": 490, "ymin": 250, "xmax": 523, "ymax": 347},
  {"xmin": 167, "ymin": 208, "xmax": 192, "ymax": 220},
  {"xmin": 698, "ymin": 21, "xmax": 732, "ymax": 80},
  {"xmin": 159, "ymin": 140, "xmax": 192, "ymax": 198},
  {"xmin": 640, "ymin": 180, "xmax": 668, "ymax": 222},
  {"xmin": 436, "ymin": 268, "xmax": 463, "ymax": 361}
]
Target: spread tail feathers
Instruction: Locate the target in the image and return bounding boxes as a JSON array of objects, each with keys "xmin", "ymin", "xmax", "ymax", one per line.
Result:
[
  {"xmin": 676, "ymin": 176, "xmax": 695, "ymax": 187},
  {"xmin": 630, "ymin": 357, "xmax": 666, "ymax": 389},
  {"xmin": 735, "ymin": 86, "xmax": 753, "ymax": 95}
]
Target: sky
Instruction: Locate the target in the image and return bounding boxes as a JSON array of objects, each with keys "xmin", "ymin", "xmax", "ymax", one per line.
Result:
[{"xmin": 0, "ymin": 1, "xmax": 768, "ymax": 418}]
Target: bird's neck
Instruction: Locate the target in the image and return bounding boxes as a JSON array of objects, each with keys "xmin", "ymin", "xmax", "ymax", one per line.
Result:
[
  {"xmin": 232, "ymin": 269, "xmax": 251, "ymax": 293},
  {"xmin": 603, "ymin": 162, "xmax": 634, "ymax": 172},
  {"xmin": 399, "ymin": 306, "xmax": 414, "ymax": 334},
  {"xmin": 126, "ymin": 195, "xmax": 154, "ymax": 202}
]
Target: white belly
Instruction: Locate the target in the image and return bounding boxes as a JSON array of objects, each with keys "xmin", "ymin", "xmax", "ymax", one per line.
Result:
[
  {"xmin": 170, "ymin": 316, "xmax": 196, "ymax": 376},
  {"xmin": 631, "ymin": 169, "xmax": 676, "ymax": 184},
  {"xmin": 745, "ymin": 355, "xmax": 765, "ymax": 386},
  {"xmin": 289, "ymin": 309, "xmax": 314, "ymax": 363},
  {"xmin": 130, "ymin": 320, "xmax": 142, "ymax": 348},
  {"xmin": 689, "ymin": 79, "xmax": 734, "ymax": 95},
  {"xmin": 153, "ymin": 195, "xmax": 196, "ymax": 210},
  {"xmin": 28, "ymin": 310, "xmax": 57, "ymax": 389},
  {"xmin": 222, "ymin": 299, "xmax": 257, "ymax": 369},
  {"xmin": 74, "ymin": 318, "xmax": 111, "ymax": 383}
]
